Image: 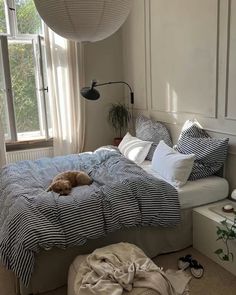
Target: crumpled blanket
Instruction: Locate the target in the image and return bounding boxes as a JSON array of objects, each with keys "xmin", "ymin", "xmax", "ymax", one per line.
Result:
[{"xmin": 74, "ymin": 243, "xmax": 191, "ymax": 295}]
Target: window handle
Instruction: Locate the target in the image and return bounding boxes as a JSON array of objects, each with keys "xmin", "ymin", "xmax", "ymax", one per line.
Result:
[{"xmin": 39, "ymin": 86, "xmax": 48, "ymax": 93}]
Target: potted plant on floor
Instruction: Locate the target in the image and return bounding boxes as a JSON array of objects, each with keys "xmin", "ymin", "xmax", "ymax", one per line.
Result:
[{"xmin": 108, "ymin": 103, "xmax": 131, "ymax": 146}]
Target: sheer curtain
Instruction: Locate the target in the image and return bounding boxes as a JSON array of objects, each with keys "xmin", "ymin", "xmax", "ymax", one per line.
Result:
[
  {"xmin": 0, "ymin": 120, "xmax": 6, "ymax": 167},
  {"xmin": 44, "ymin": 27, "xmax": 85, "ymax": 156}
]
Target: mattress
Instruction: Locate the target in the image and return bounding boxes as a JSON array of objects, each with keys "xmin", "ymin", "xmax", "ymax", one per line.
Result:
[{"xmin": 140, "ymin": 161, "xmax": 229, "ymax": 209}]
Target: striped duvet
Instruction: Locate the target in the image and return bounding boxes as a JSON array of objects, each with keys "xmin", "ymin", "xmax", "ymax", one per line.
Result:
[{"xmin": 0, "ymin": 146, "xmax": 180, "ymax": 286}]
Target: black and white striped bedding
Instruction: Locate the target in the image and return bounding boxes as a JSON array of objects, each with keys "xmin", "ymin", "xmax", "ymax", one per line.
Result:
[
  {"xmin": 175, "ymin": 123, "xmax": 229, "ymax": 180},
  {"xmin": 0, "ymin": 146, "xmax": 180, "ymax": 286}
]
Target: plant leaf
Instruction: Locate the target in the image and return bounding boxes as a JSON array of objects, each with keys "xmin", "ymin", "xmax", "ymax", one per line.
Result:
[
  {"xmin": 223, "ymin": 255, "xmax": 229, "ymax": 261},
  {"xmin": 221, "ymin": 220, "xmax": 228, "ymax": 227},
  {"xmin": 214, "ymin": 249, "xmax": 223, "ymax": 255},
  {"xmin": 107, "ymin": 103, "xmax": 131, "ymax": 137}
]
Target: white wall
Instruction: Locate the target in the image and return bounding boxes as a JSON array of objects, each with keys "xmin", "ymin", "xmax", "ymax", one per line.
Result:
[
  {"xmin": 122, "ymin": 0, "xmax": 236, "ymax": 191},
  {"xmin": 83, "ymin": 30, "xmax": 124, "ymax": 151}
]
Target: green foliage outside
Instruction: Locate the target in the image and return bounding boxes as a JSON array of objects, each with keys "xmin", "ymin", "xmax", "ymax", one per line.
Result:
[
  {"xmin": 0, "ymin": 0, "xmax": 6, "ymax": 33},
  {"xmin": 0, "ymin": 0, "xmax": 7, "ymax": 133},
  {"xmin": 0, "ymin": 0, "xmax": 42, "ymax": 34},
  {"xmin": 0, "ymin": 86, "xmax": 8, "ymax": 134},
  {"xmin": 16, "ymin": 0, "xmax": 42, "ymax": 34},
  {"xmin": 9, "ymin": 43, "xmax": 40, "ymax": 132},
  {"xmin": 0, "ymin": 0, "xmax": 43, "ymax": 135}
]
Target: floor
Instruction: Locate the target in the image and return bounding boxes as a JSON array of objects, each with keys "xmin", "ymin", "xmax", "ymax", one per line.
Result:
[
  {"xmin": 1, "ymin": 247, "xmax": 235, "ymax": 295},
  {"xmin": 155, "ymin": 247, "xmax": 236, "ymax": 295},
  {"xmin": 42, "ymin": 247, "xmax": 236, "ymax": 295}
]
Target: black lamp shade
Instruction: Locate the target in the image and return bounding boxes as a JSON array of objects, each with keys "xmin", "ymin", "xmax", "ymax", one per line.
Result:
[
  {"xmin": 80, "ymin": 87, "xmax": 100, "ymax": 100},
  {"xmin": 80, "ymin": 80, "xmax": 134, "ymax": 104}
]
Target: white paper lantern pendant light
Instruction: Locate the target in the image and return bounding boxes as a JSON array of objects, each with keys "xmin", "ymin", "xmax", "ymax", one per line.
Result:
[{"xmin": 34, "ymin": 0, "xmax": 132, "ymax": 42}]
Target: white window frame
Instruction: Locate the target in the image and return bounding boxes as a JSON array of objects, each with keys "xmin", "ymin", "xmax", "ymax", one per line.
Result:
[{"xmin": 0, "ymin": 0, "xmax": 50, "ymax": 143}]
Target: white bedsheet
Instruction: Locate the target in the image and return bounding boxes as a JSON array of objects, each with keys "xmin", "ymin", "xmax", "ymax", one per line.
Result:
[{"xmin": 139, "ymin": 161, "xmax": 229, "ymax": 209}]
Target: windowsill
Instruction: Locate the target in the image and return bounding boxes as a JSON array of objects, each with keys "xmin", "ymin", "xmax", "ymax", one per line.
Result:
[{"xmin": 6, "ymin": 138, "xmax": 53, "ymax": 152}]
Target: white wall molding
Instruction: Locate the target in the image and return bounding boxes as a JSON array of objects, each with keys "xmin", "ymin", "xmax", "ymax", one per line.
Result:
[
  {"xmin": 224, "ymin": 0, "xmax": 231, "ymax": 119},
  {"xmin": 224, "ymin": 0, "xmax": 236, "ymax": 121},
  {"xmin": 148, "ymin": 0, "xmax": 219, "ymax": 119},
  {"xmin": 122, "ymin": 0, "xmax": 148, "ymax": 111},
  {"xmin": 123, "ymin": 0, "xmax": 236, "ymax": 189},
  {"xmin": 144, "ymin": 0, "xmax": 152, "ymax": 113}
]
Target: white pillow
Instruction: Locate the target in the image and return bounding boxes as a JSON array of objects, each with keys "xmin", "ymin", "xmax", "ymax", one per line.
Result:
[
  {"xmin": 151, "ymin": 140, "xmax": 195, "ymax": 187},
  {"xmin": 118, "ymin": 133, "xmax": 152, "ymax": 164}
]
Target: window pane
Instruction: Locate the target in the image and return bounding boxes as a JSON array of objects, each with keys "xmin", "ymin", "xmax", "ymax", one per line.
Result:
[
  {"xmin": 0, "ymin": 0, "xmax": 7, "ymax": 33},
  {"xmin": 41, "ymin": 39, "xmax": 52, "ymax": 137},
  {"xmin": 34, "ymin": 37, "xmax": 51, "ymax": 139},
  {"xmin": 0, "ymin": 39, "xmax": 10, "ymax": 139},
  {"xmin": 0, "ymin": 88, "xmax": 9, "ymax": 139},
  {"xmin": 8, "ymin": 41, "xmax": 40, "ymax": 137},
  {"xmin": 15, "ymin": 0, "xmax": 42, "ymax": 34}
]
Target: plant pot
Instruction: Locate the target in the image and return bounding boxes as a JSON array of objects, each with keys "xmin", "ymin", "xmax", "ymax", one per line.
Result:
[{"xmin": 113, "ymin": 137, "xmax": 123, "ymax": 146}]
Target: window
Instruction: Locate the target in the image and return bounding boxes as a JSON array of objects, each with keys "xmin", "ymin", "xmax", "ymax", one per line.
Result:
[
  {"xmin": 0, "ymin": 0, "xmax": 51, "ymax": 144},
  {"xmin": 0, "ymin": 0, "xmax": 7, "ymax": 34}
]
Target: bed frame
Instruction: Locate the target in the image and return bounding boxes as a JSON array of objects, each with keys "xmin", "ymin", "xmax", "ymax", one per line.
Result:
[{"xmin": 12, "ymin": 208, "xmax": 193, "ymax": 295}]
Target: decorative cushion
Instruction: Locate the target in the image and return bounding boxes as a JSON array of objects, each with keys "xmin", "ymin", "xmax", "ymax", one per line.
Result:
[
  {"xmin": 118, "ymin": 132, "xmax": 152, "ymax": 164},
  {"xmin": 175, "ymin": 120, "xmax": 229, "ymax": 180},
  {"xmin": 135, "ymin": 115, "xmax": 172, "ymax": 160},
  {"xmin": 178, "ymin": 119, "xmax": 210, "ymax": 140},
  {"xmin": 152, "ymin": 141, "xmax": 195, "ymax": 187}
]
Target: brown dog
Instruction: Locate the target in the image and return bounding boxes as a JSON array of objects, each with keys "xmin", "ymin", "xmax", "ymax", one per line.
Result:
[{"xmin": 47, "ymin": 171, "xmax": 93, "ymax": 195}]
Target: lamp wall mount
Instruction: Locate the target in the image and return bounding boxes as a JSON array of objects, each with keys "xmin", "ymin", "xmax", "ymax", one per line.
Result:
[{"xmin": 80, "ymin": 80, "xmax": 134, "ymax": 105}]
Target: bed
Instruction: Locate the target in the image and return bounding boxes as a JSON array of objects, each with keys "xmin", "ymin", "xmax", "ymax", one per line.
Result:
[
  {"xmin": 19, "ymin": 171, "xmax": 228, "ymax": 295},
  {"xmin": 0, "ymin": 146, "xmax": 229, "ymax": 295}
]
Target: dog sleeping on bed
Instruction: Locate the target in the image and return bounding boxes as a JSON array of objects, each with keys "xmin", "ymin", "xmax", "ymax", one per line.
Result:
[{"xmin": 47, "ymin": 171, "xmax": 93, "ymax": 195}]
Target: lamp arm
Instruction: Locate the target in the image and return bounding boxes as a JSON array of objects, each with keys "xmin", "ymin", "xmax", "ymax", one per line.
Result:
[{"xmin": 94, "ymin": 81, "xmax": 134, "ymax": 104}]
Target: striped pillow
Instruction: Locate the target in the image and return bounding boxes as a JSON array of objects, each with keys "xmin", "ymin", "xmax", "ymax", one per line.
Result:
[
  {"xmin": 135, "ymin": 115, "xmax": 172, "ymax": 160},
  {"xmin": 176, "ymin": 121, "xmax": 229, "ymax": 180},
  {"xmin": 179, "ymin": 123, "xmax": 210, "ymax": 139}
]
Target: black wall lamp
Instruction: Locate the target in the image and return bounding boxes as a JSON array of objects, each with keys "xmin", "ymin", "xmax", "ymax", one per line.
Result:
[{"xmin": 80, "ymin": 80, "xmax": 134, "ymax": 105}]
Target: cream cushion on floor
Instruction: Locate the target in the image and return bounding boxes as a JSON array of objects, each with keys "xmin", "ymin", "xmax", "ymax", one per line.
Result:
[{"xmin": 68, "ymin": 254, "xmax": 159, "ymax": 295}]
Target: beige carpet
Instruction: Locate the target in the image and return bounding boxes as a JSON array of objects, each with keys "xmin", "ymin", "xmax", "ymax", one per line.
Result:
[
  {"xmin": 154, "ymin": 247, "xmax": 236, "ymax": 295},
  {"xmin": 0, "ymin": 247, "xmax": 232, "ymax": 295},
  {"xmin": 42, "ymin": 247, "xmax": 236, "ymax": 295}
]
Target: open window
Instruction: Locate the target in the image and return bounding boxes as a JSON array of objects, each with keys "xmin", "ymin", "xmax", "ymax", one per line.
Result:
[{"xmin": 0, "ymin": 0, "xmax": 51, "ymax": 147}]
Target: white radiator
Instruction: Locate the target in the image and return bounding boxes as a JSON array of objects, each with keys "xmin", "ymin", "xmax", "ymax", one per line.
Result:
[{"xmin": 6, "ymin": 147, "xmax": 54, "ymax": 164}]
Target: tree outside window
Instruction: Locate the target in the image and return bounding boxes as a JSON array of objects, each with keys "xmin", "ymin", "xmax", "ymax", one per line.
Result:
[{"xmin": 0, "ymin": 0, "xmax": 51, "ymax": 143}]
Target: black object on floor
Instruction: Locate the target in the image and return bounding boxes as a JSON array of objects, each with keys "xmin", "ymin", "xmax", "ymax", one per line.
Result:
[
  {"xmin": 178, "ymin": 254, "xmax": 204, "ymax": 279},
  {"xmin": 190, "ymin": 259, "xmax": 204, "ymax": 279},
  {"xmin": 178, "ymin": 254, "xmax": 192, "ymax": 270}
]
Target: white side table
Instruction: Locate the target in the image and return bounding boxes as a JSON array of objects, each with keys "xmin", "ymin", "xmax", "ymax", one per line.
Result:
[{"xmin": 193, "ymin": 200, "xmax": 236, "ymax": 276}]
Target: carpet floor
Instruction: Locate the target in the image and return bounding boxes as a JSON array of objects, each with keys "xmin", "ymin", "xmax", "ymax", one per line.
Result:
[
  {"xmin": 154, "ymin": 247, "xmax": 236, "ymax": 295},
  {"xmin": 43, "ymin": 247, "xmax": 236, "ymax": 295},
  {"xmin": 0, "ymin": 248, "xmax": 236, "ymax": 295}
]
